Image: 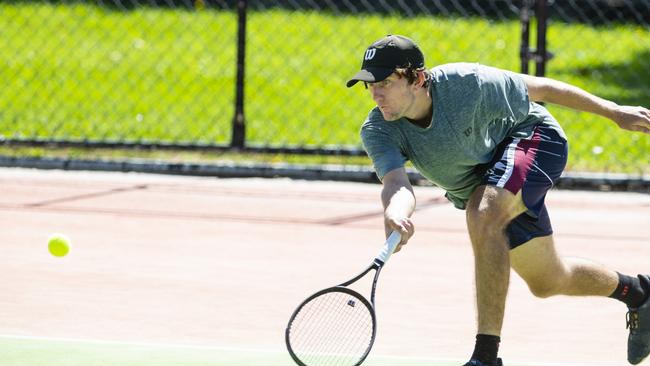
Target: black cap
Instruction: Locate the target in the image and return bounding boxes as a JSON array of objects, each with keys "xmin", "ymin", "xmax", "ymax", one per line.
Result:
[{"xmin": 346, "ymin": 35, "xmax": 425, "ymax": 88}]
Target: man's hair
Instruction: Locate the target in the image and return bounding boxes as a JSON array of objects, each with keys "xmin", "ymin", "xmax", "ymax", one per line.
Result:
[{"xmin": 395, "ymin": 67, "xmax": 430, "ymax": 87}]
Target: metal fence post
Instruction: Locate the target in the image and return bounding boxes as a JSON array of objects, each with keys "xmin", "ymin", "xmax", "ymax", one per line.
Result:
[
  {"xmin": 519, "ymin": 0, "xmax": 533, "ymax": 74},
  {"xmin": 520, "ymin": 0, "xmax": 551, "ymax": 77},
  {"xmin": 535, "ymin": 0, "xmax": 549, "ymax": 77},
  {"xmin": 231, "ymin": 0, "xmax": 247, "ymax": 149}
]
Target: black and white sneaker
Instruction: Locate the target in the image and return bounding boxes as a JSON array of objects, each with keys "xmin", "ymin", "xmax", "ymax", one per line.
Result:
[{"xmin": 627, "ymin": 274, "xmax": 650, "ymax": 365}]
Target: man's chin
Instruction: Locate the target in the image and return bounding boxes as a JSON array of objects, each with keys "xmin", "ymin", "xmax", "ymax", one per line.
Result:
[{"xmin": 381, "ymin": 112, "xmax": 400, "ymax": 121}]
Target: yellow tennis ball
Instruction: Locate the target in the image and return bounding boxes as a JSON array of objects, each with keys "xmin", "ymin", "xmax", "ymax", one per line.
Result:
[{"xmin": 48, "ymin": 234, "xmax": 70, "ymax": 257}]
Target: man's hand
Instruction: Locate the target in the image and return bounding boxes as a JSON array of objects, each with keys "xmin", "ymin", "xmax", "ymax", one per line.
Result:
[
  {"xmin": 386, "ymin": 215, "xmax": 414, "ymax": 253},
  {"xmin": 612, "ymin": 106, "xmax": 650, "ymax": 134},
  {"xmin": 381, "ymin": 168, "xmax": 416, "ymax": 254}
]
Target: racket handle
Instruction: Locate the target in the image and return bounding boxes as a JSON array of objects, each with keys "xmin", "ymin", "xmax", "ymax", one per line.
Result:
[{"xmin": 374, "ymin": 231, "xmax": 402, "ymax": 266}]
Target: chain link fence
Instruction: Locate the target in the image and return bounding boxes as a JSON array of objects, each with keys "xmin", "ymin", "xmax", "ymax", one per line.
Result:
[{"xmin": 1, "ymin": 0, "xmax": 648, "ymax": 180}]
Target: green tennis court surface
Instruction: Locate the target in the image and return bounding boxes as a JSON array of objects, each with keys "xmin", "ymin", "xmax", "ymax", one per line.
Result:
[{"xmin": 0, "ymin": 335, "xmax": 582, "ymax": 366}]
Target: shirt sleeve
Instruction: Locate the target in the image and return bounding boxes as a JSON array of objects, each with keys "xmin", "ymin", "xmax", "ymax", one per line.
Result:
[
  {"xmin": 360, "ymin": 112, "xmax": 407, "ymax": 181},
  {"xmin": 477, "ymin": 65, "xmax": 531, "ymax": 124}
]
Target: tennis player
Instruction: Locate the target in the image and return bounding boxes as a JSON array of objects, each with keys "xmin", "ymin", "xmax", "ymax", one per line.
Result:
[{"xmin": 347, "ymin": 34, "xmax": 650, "ymax": 366}]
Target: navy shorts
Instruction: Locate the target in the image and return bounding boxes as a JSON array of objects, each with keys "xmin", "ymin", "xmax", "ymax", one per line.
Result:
[{"xmin": 480, "ymin": 124, "xmax": 568, "ymax": 249}]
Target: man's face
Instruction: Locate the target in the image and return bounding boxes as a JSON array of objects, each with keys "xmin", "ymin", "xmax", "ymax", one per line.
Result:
[{"xmin": 366, "ymin": 73, "xmax": 416, "ymax": 121}]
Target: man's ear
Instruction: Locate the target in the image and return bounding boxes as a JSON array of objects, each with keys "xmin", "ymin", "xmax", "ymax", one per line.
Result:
[{"xmin": 416, "ymin": 70, "xmax": 426, "ymax": 87}]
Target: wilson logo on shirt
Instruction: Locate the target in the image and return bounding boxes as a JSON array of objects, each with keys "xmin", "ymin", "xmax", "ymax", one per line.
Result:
[{"xmin": 463, "ymin": 127, "xmax": 473, "ymax": 137}]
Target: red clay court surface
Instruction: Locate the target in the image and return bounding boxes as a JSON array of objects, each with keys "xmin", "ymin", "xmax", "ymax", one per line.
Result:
[{"xmin": 0, "ymin": 167, "xmax": 648, "ymax": 365}]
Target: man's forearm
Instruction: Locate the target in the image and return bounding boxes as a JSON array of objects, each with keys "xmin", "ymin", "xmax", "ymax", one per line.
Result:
[
  {"xmin": 524, "ymin": 75, "xmax": 619, "ymax": 120},
  {"xmin": 382, "ymin": 184, "xmax": 416, "ymax": 237}
]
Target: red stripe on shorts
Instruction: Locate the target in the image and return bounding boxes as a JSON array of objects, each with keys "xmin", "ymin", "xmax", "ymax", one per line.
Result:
[{"xmin": 503, "ymin": 128, "xmax": 543, "ymax": 194}]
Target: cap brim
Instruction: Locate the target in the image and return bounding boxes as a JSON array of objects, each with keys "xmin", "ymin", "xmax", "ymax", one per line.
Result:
[{"xmin": 346, "ymin": 67, "xmax": 394, "ymax": 88}]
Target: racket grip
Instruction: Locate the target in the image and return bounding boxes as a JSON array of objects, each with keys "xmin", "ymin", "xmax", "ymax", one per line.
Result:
[{"xmin": 374, "ymin": 231, "xmax": 402, "ymax": 265}]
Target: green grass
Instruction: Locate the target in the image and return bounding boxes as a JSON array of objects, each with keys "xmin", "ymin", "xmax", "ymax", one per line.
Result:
[
  {"xmin": 0, "ymin": 4, "xmax": 648, "ymax": 173},
  {"xmin": 0, "ymin": 3, "xmax": 236, "ymax": 143},
  {"xmin": 0, "ymin": 335, "xmax": 551, "ymax": 366}
]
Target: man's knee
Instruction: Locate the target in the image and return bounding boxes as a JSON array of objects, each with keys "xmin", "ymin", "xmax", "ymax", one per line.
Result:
[
  {"xmin": 522, "ymin": 273, "xmax": 566, "ymax": 298},
  {"xmin": 527, "ymin": 282, "xmax": 561, "ymax": 298},
  {"xmin": 466, "ymin": 186, "xmax": 526, "ymax": 231}
]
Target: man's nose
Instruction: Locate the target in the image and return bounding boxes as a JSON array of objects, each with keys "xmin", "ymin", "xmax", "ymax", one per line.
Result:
[{"xmin": 370, "ymin": 87, "xmax": 383, "ymax": 101}]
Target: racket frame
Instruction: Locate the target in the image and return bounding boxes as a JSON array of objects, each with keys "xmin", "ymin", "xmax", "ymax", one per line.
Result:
[
  {"xmin": 285, "ymin": 286, "xmax": 377, "ymax": 366},
  {"xmin": 338, "ymin": 261, "xmax": 383, "ymax": 305},
  {"xmin": 285, "ymin": 232, "xmax": 401, "ymax": 366}
]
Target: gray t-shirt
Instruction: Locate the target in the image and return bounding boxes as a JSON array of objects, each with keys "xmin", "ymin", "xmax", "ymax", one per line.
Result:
[{"xmin": 360, "ymin": 62, "xmax": 566, "ymax": 209}]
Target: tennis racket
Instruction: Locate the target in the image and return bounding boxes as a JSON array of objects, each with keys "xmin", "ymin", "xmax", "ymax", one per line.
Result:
[{"xmin": 285, "ymin": 231, "xmax": 402, "ymax": 366}]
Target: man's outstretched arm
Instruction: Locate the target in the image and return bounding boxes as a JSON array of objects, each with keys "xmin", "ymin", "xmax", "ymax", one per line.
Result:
[{"xmin": 521, "ymin": 74, "xmax": 650, "ymax": 134}]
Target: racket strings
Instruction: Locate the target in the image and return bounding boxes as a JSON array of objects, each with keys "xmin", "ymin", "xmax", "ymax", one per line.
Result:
[
  {"xmin": 288, "ymin": 291, "xmax": 374, "ymax": 366},
  {"xmin": 293, "ymin": 298, "xmax": 372, "ymax": 366},
  {"xmin": 303, "ymin": 296, "xmax": 371, "ymax": 365},
  {"xmin": 298, "ymin": 292, "xmax": 368, "ymax": 350}
]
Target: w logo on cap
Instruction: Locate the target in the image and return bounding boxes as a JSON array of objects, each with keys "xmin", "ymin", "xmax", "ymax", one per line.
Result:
[{"xmin": 364, "ymin": 48, "xmax": 376, "ymax": 60}]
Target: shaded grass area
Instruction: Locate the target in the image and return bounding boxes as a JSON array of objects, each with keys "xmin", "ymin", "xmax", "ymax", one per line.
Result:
[
  {"xmin": 0, "ymin": 4, "xmax": 648, "ymax": 173},
  {"xmin": 0, "ymin": 146, "xmax": 372, "ymax": 166}
]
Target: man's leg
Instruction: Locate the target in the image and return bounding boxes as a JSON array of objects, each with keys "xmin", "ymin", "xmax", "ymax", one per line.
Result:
[
  {"xmin": 510, "ymin": 235, "xmax": 618, "ymax": 297},
  {"xmin": 510, "ymin": 235, "xmax": 650, "ymax": 364},
  {"xmin": 464, "ymin": 185, "xmax": 527, "ymax": 365}
]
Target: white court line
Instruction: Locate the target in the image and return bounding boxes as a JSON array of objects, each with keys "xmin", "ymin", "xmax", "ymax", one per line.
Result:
[{"xmin": 0, "ymin": 334, "xmax": 615, "ymax": 366}]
